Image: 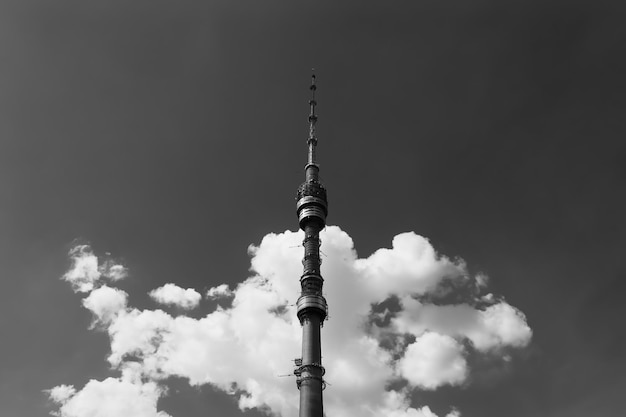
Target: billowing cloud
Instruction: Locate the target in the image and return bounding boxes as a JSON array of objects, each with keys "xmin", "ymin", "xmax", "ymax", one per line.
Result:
[
  {"xmin": 49, "ymin": 227, "xmax": 532, "ymax": 417},
  {"xmin": 148, "ymin": 284, "xmax": 201, "ymax": 310}
]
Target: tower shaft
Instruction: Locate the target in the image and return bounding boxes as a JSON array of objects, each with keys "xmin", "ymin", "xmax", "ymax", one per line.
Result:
[{"xmin": 294, "ymin": 74, "xmax": 328, "ymax": 417}]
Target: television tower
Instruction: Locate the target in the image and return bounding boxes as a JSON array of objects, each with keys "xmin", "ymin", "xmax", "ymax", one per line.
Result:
[{"xmin": 294, "ymin": 73, "xmax": 328, "ymax": 417}]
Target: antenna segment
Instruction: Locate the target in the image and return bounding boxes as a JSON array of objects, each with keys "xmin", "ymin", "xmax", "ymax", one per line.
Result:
[{"xmin": 308, "ymin": 73, "xmax": 318, "ymax": 167}]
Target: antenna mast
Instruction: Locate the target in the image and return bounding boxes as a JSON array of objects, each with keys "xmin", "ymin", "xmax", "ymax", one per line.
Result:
[{"xmin": 294, "ymin": 72, "xmax": 329, "ymax": 417}]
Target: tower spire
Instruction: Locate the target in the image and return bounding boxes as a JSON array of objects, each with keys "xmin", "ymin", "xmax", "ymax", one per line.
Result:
[
  {"xmin": 308, "ymin": 72, "xmax": 318, "ymax": 167},
  {"xmin": 294, "ymin": 73, "xmax": 328, "ymax": 417}
]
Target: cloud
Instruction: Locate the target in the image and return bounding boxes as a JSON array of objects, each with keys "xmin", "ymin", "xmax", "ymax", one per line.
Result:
[
  {"xmin": 62, "ymin": 245, "xmax": 101, "ymax": 293},
  {"xmin": 50, "ymin": 227, "xmax": 532, "ymax": 417},
  {"xmin": 47, "ymin": 377, "xmax": 169, "ymax": 417},
  {"xmin": 148, "ymin": 284, "xmax": 201, "ymax": 310},
  {"xmin": 398, "ymin": 332, "xmax": 467, "ymax": 390},
  {"xmin": 206, "ymin": 284, "xmax": 233, "ymax": 299},
  {"xmin": 47, "ymin": 385, "xmax": 76, "ymax": 404},
  {"xmin": 354, "ymin": 232, "xmax": 462, "ymax": 298},
  {"xmin": 392, "ymin": 298, "xmax": 532, "ymax": 352},
  {"xmin": 82, "ymin": 286, "xmax": 128, "ymax": 325},
  {"xmin": 102, "ymin": 262, "xmax": 128, "ymax": 281},
  {"xmin": 62, "ymin": 245, "xmax": 127, "ymax": 293},
  {"xmin": 377, "ymin": 391, "xmax": 460, "ymax": 417}
]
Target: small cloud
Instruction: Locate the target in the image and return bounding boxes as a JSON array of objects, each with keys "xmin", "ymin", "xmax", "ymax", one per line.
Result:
[
  {"xmin": 481, "ymin": 293, "xmax": 495, "ymax": 303},
  {"xmin": 446, "ymin": 408, "xmax": 461, "ymax": 417},
  {"xmin": 47, "ymin": 377, "xmax": 169, "ymax": 417},
  {"xmin": 102, "ymin": 262, "xmax": 128, "ymax": 281},
  {"xmin": 62, "ymin": 245, "xmax": 128, "ymax": 293},
  {"xmin": 46, "ymin": 384, "xmax": 76, "ymax": 404},
  {"xmin": 206, "ymin": 284, "xmax": 233, "ymax": 300},
  {"xmin": 149, "ymin": 284, "xmax": 201, "ymax": 310},
  {"xmin": 82, "ymin": 285, "xmax": 128, "ymax": 325},
  {"xmin": 475, "ymin": 273, "xmax": 489, "ymax": 288},
  {"xmin": 475, "ymin": 303, "xmax": 532, "ymax": 350},
  {"xmin": 62, "ymin": 245, "xmax": 101, "ymax": 293}
]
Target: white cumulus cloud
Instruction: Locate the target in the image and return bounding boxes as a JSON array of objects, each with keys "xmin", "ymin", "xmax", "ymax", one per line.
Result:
[
  {"xmin": 82, "ymin": 286, "xmax": 128, "ymax": 325},
  {"xmin": 48, "ymin": 377, "xmax": 169, "ymax": 417},
  {"xmin": 50, "ymin": 227, "xmax": 532, "ymax": 417},
  {"xmin": 149, "ymin": 284, "xmax": 201, "ymax": 310}
]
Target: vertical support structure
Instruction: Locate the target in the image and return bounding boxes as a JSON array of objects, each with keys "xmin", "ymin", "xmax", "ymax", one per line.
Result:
[{"xmin": 294, "ymin": 74, "xmax": 328, "ymax": 417}]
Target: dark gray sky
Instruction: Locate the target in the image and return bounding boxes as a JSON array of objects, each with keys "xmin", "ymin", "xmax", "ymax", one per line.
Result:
[{"xmin": 1, "ymin": 1, "xmax": 625, "ymax": 416}]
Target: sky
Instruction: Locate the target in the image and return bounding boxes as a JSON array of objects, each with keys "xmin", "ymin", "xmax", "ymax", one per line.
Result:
[{"xmin": 1, "ymin": 1, "xmax": 625, "ymax": 417}]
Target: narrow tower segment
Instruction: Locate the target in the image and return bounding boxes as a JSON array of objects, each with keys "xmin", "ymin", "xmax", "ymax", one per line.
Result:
[{"xmin": 294, "ymin": 74, "xmax": 328, "ymax": 417}]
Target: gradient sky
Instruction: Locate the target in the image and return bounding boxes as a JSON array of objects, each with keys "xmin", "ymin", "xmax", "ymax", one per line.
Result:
[{"xmin": 1, "ymin": 1, "xmax": 625, "ymax": 417}]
